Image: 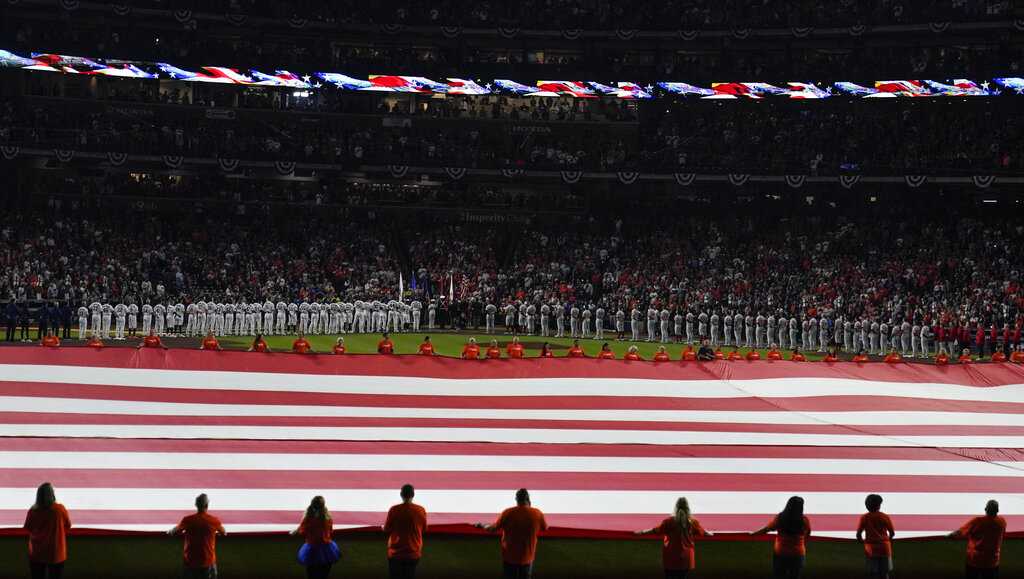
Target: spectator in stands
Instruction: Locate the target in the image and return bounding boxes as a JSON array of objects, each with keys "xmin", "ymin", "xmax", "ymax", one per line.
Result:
[
  {"xmin": 383, "ymin": 484, "xmax": 428, "ymax": 579},
  {"xmin": 752, "ymin": 496, "xmax": 811, "ymax": 579},
  {"xmin": 291, "ymin": 496, "xmax": 341, "ymax": 579},
  {"xmin": 248, "ymin": 334, "xmax": 270, "ymax": 352},
  {"xmin": 168, "ymin": 493, "xmax": 226, "ymax": 579},
  {"xmin": 634, "ymin": 497, "xmax": 712, "ymax": 579},
  {"xmin": 23, "ymin": 482, "xmax": 71, "ymax": 579},
  {"xmin": 949, "ymin": 500, "xmax": 1006, "ymax": 579},
  {"xmin": 476, "ymin": 489, "xmax": 549, "ymax": 579}
]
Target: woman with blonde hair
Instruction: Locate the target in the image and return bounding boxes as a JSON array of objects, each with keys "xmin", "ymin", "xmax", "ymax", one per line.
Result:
[
  {"xmin": 291, "ymin": 496, "xmax": 341, "ymax": 579},
  {"xmin": 635, "ymin": 497, "xmax": 711, "ymax": 578},
  {"xmin": 24, "ymin": 482, "xmax": 72, "ymax": 579}
]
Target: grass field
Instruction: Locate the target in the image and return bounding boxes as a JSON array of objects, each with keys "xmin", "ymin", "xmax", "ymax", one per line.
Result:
[{"xmin": 1, "ymin": 533, "xmax": 1020, "ymax": 579}]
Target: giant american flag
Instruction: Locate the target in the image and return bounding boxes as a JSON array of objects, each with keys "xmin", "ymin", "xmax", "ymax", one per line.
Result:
[{"xmin": 0, "ymin": 348, "xmax": 1022, "ymax": 538}]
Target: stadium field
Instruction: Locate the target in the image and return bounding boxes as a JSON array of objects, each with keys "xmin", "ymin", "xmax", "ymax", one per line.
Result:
[{"xmin": 0, "ymin": 533, "xmax": 1018, "ymax": 578}]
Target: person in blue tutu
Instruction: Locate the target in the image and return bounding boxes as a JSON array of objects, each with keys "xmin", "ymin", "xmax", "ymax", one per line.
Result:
[{"xmin": 291, "ymin": 496, "xmax": 341, "ymax": 579}]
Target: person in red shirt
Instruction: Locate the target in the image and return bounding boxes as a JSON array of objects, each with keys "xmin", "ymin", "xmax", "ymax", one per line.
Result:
[
  {"xmin": 745, "ymin": 349, "xmax": 761, "ymax": 361},
  {"xmin": 378, "ymin": 333, "xmax": 395, "ymax": 355},
  {"xmin": 291, "ymin": 495, "xmax": 340, "ymax": 579},
  {"xmin": 40, "ymin": 331, "xmax": 60, "ymax": 348},
  {"xmin": 624, "ymin": 345, "xmax": 643, "ymax": 361},
  {"xmin": 752, "ymin": 496, "xmax": 811, "ymax": 578},
  {"xmin": 292, "ymin": 333, "xmax": 313, "ymax": 354},
  {"xmin": 714, "ymin": 348, "xmax": 725, "ymax": 360},
  {"xmin": 727, "ymin": 347, "xmax": 743, "ymax": 361},
  {"xmin": 477, "ymin": 489, "xmax": 548, "ymax": 578},
  {"xmin": 248, "ymin": 334, "xmax": 270, "ymax": 352},
  {"xmin": 597, "ymin": 343, "xmax": 616, "ymax": 359},
  {"xmin": 767, "ymin": 345, "xmax": 783, "ymax": 360},
  {"xmin": 823, "ymin": 349, "xmax": 839, "ymax": 363},
  {"xmin": 138, "ymin": 329, "xmax": 167, "ymax": 350},
  {"xmin": 959, "ymin": 348, "xmax": 974, "ymax": 364},
  {"xmin": 566, "ymin": 340, "xmax": 585, "ymax": 358},
  {"xmin": 507, "ymin": 337, "xmax": 525, "ymax": 359},
  {"xmin": 383, "ymin": 484, "xmax": 428, "ymax": 579},
  {"xmin": 417, "ymin": 336, "xmax": 434, "ymax": 356},
  {"xmin": 635, "ymin": 497, "xmax": 712, "ymax": 578},
  {"xmin": 653, "ymin": 346, "xmax": 671, "ymax": 362},
  {"xmin": 485, "ymin": 339, "xmax": 501, "ymax": 359},
  {"xmin": 23, "ymin": 482, "xmax": 71, "ymax": 579},
  {"xmin": 86, "ymin": 333, "xmax": 104, "ymax": 349},
  {"xmin": 935, "ymin": 351, "xmax": 950, "ymax": 365},
  {"xmin": 856, "ymin": 494, "xmax": 895, "ymax": 579},
  {"xmin": 332, "ymin": 337, "xmax": 346, "ymax": 355},
  {"xmin": 991, "ymin": 349, "xmax": 1007, "ymax": 363},
  {"xmin": 461, "ymin": 337, "xmax": 480, "ymax": 359},
  {"xmin": 949, "ymin": 500, "xmax": 1007, "ymax": 578},
  {"xmin": 852, "ymin": 350, "xmax": 870, "ymax": 363},
  {"xmin": 539, "ymin": 342, "xmax": 555, "ymax": 358},
  {"xmin": 883, "ymin": 349, "xmax": 902, "ymax": 364},
  {"xmin": 681, "ymin": 345, "xmax": 697, "ymax": 361},
  {"xmin": 1011, "ymin": 345, "xmax": 1024, "ymax": 363},
  {"xmin": 168, "ymin": 493, "xmax": 226, "ymax": 579},
  {"xmin": 790, "ymin": 349, "xmax": 806, "ymax": 362},
  {"xmin": 200, "ymin": 331, "xmax": 221, "ymax": 351}
]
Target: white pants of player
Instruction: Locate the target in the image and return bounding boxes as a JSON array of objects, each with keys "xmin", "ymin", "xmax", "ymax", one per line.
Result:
[
  {"xmin": 298, "ymin": 314, "xmax": 308, "ymax": 335},
  {"xmin": 631, "ymin": 322, "xmax": 640, "ymax": 342},
  {"xmin": 391, "ymin": 314, "xmax": 401, "ymax": 333},
  {"xmin": 755, "ymin": 329, "xmax": 764, "ymax": 349},
  {"xmin": 660, "ymin": 321, "xmax": 670, "ymax": 343},
  {"xmin": 686, "ymin": 326, "xmax": 694, "ymax": 344},
  {"xmin": 128, "ymin": 315, "xmax": 137, "ymax": 335},
  {"xmin": 647, "ymin": 321, "xmax": 656, "ymax": 342},
  {"xmin": 428, "ymin": 312, "xmax": 436, "ymax": 330},
  {"xmin": 711, "ymin": 327, "xmax": 719, "ymax": 346},
  {"xmin": 724, "ymin": 327, "xmax": 732, "ymax": 346},
  {"xmin": 252, "ymin": 313, "xmax": 261, "ymax": 335},
  {"xmin": 413, "ymin": 311, "xmax": 421, "ymax": 331},
  {"xmin": 505, "ymin": 315, "xmax": 514, "ymax": 333},
  {"xmin": 141, "ymin": 314, "xmax": 151, "ymax": 335},
  {"xmin": 734, "ymin": 328, "xmax": 743, "ymax": 347},
  {"xmin": 615, "ymin": 322, "xmax": 624, "ymax": 338},
  {"xmin": 880, "ymin": 334, "xmax": 888, "ymax": 354},
  {"xmin": 153, "ymin": 315, "xmax": 164, "ymax": 335},
  {"xmin": 525, "ymin": 315, "xmax": 533, "ymax": 335},
  {"xmin": 101, "ymin": 315, "xmax": 112, "ymax": 339},
  {"xmin": 908, "ymin": 335, "xmax": 917, "ymax": 357},
  {"xmin": 819, "ymin": 328, "xmax": 828, "ymax": 351},
  {"xmin": 582, "ymin": 319, "xmax": 591, "ymax": 339},
  {"xmin": 556, "ymin": 318, "xmax": 565, "ymax": 338},
  {"xmin": 920, "ymin": 336, "xmax": 929, "ymax": 357},
  {"xmin": 538, "ymin": 315, "xmax": 547, "ymax": 337},
  {"xmin": 78, "ymin": 317, "xmax": 88, "ymax": 339},
  {"xmin": 223, "ymin": 314, "xmax": 233, "ymax": 335},
  {"xmin": 788, "ymin": 329, "xmax": 796, "ymax": 350},
  {"xmin": 809, "ymin": 328, "xmax": 818, "ymax": 351},
  {"xmin": 274, "ymin": 316, "xmax": 284, "ymax": 335},
  {"xmin": 595, "ymin": 319, "xmax": 603, "ymax": 340},
  {"xmin": 115, "ymin": 317, "xmax": 126, "ymax": 340},
  {"xmin": 262, "ymin": 313, "xmax": 273, "ymax": 335},
  {"xmin": 570, "ymin": 319, "xmax": 580, "ymax": 338}
]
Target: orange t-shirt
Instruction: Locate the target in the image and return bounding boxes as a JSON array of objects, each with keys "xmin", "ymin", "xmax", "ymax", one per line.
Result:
[
  {"xmin": 727, "ymin": 351, "xmax": 742, "ymax": 361},
  {"xmin": 494, "ymin": 505, "xmax": 548, "ymax": 565},
  {"xmin": 486, "ymin": 347, "xmax": 501, "ymax": 359},
  {"xmin": 746, "ymin": 351, "xmax": 761, "ymax": 361},
  {"xmin": 177, "ymin": 511, "xmax": 225, "ymax": 568},
  {"xmin": 959, "ymin": 515, "xmax": 1006, "ymax": 568},
  {"xmin": 656, "ymin": 516, "xmax": 707, "ymax": 570},
  {"xmin": 1011, "ymin": 351, "xmax": 1024, "ymax": 363},
  {"xmin": 41, "ymin": 335, "xmax": 61, "ymax": 347},
  {"xmin": 143, "ymin": 335, "xmax": 162, "ymax": 348},
  {"xmin": 567, "ymin": 347, "xmax": 585, "ymax": 357},
  {"xmin": 935, "ymin": 353, "xmax": 949, "ymax": 365},
  {"xmin": 767, "ymin": 350, "xmax": 783, "ymax": 360},
  {"xmin": 24, "ymin": 504, "xmax": 71, "ymax": 564},
  {"xmin": 87, "ymin": 337, "xmax": 104, "ymax": 349},
  {"xmin": 852, "ymin": 354, "xmax": 869, "ymax": 362},
  {"xmin": 292, "ymin": 338, "xmax": 311, "ymax": 353},
  {"xmin": 884, "ymin": 353, "xmax": 901, "ymax": 363},
  {"xmin": 298, "ymin": 515, "xmax": 333, "ymax": 545},
  {"xmin": 959, "ymin": 355, "xmax": 974, "ymax": 364},
  {"xmin": 462, "ymin": 344, "xmax": 480, "ymax": 359},
  {"xmin": 378, "ymin": 340, "xmax": 395, "ymax": 354},
  {"xmin": 857, "ymin": 511, "xmax": 894, "ymax": 558},
  {"xmin": 202, "ymin": 337, "xmax": 220, "ymax": 350},
  {"xmin": 507, "ymin": 344, "xmax": 525, "ymax": 359},
  {"xmin": 418, "ymin": 343, "xmax": 434, "ymax": 355},
  {"xmin": 598, "ymin": 350, "xmax": 615, "ymax": 359},
  {"xmin": 682, "ymin": 349, "xmax": 697, "ymax": 361},
  {"xmin": 824, "ymin": 353, "xmax": 838, "ymax": 362},
  {"xmin": 991, "ymin": 352, "xmax": 1006, "ymax": 362},
  {"xmin": 714, "ymin": 350, "xmax": 724, "ymax": 360},
  {"xmin": 653, "ymin": 352, "xmax": 671, "ymax": 362},
  {"xmin": 333, "ymin": 345, "xmax": 346, "ymax": 355},
  {"xmin": 384, "ymin": 502, "xmax": 427, "ymax": 560},
  {"xmin": 766, "ymin": 515, "xmax": 811, "ymax": 557},
  {"xmin": 791, "ymin": 353, "xmax": 806, "ymax": 362},
  {"xmin": 252, "ymin": 339, "xmax": 268, "ymax": 352},
  {"xmin": 540, "ymin": 349, "xmax": 554, "ymax": 358},
  {"xmin": 624, "ymin": 352, "xmax": 643, "ymax": 361}
]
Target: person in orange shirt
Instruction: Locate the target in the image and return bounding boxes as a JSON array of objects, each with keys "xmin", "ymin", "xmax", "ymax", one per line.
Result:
[
  {"xmin": 476, "ymin": 489, "xmax": 548, "ymax": 579},
  {"xmin": 935, "ymin": 351, "xmax": 950, "ymax": 365},
  {"xmin": 23, "ymin": 482, "xmax": 71, "ymax": 579},
  {"xmin": 856, "ymin": 494, "xmax": 895, "ymax": 579},
  {"xmin": 752, "ymin": 496, "xmax": 811, "ymax": 579},
  {"xmin": 248, "ymin": 334, "xmax": 270, "ymax": 352},
  {"xmin": 168, "ymin": 493, "xmax": 226, "ymax": 579},
  {"xmin": 292, "ymin": 333, "xmax": 313, "ymax": 354},
  {"xmin": 745, "ymin": 349, "xmax": 761, "ymax": 361},
  {"xmin": 383, "ymin": 484, "xmax": 428, "ymax": 579},
  {"xmin": 332, "ymin": 337, "xmax": 346, "ymax": 355},
  {"xmin": 790, "ymin": 349, "xmax": 806, "ymax": 362},
  {"xmin": 40, "ymin": 331, "xmax": 60, "ymax": 348},
  {"xmin": 852, "ymin": 350, "xmax": 870, "ymax": 363},
  {"xmin": 624, "ymin": 345, "xmax": 643, "ymax": 361},
  {"xmin": 1011, "ymin": 345, "xmax": 1024, "ymax": 363},
  {"xmin": 566, "ymin": 340, "xmax": 585, "ymax": 357},
  {"xmin": 417, "ymin": 336, "xmax": 434, "ymax": 356},
  {"xmin": 681, "ymin": 345, "xmax": 697, "ymax": 361},
  {"xmin": 823, "ymin": 348, "xmax": 839, "ymax": 363},
  {"xmin": 462, "ymin": 337, "xmax": 480, "ymax": 359},
  {"xmin": 714, "ymin": 348, "xmax": 725, "ymax": 360},
  {"xmin": 597, "ymin": 342, "xmax": 616, "ymax": 359},
  {"xmin": 507, "ymin": 337, "xmax": 525, "ymax": 359},
  {"xmin": 200, "ymin": 331, "xmax": 221, "ymax": 351},
  {"xmin": 634, "ymin": 497, "xmax": 713, "ymax": 579},
  {"xmin": 138, "ymin": 329, "xmax": 167, "ymax": 350},
  {"xmin": 378, "ymin": 333, "xmax": 395, "ymax": 355},
  {"xmin": 291, "ymin": 496, "xmax": 340, "ymax": 579},
  {"xmin": 767, "ymin": 345, "xmax": 783, "ymax": 360},
  {"xmin": 958, "ymin": 348, "xmax": 974, "ymax": 364},
  {"xmin": 653, "ymin": 346, "xmax": 671, "ymax": 362},
  {"xmin": 539, "ymin": 342, "xmax": 555, "ymax": 358},
  {"xmin": 949, "ymin": 500, "xmax": 1006, "ymax": 579},
  {"xmin": 86, "ymin": 333, "xmax": 104, "ymax": 349},
  {"xmin": 990, "ymin": 349, "xmax": 1007, "ymax": 363},
  {"xmin": 727, "ymin": 347, "xmax": 743, "ymax": 361},
  {"xmin": 486, "ymin": 339, "xmax": 502, "ymax": 359},
  {"xmin": 883, "ymin": 349, "xmax": 902, "ymax": 364}
]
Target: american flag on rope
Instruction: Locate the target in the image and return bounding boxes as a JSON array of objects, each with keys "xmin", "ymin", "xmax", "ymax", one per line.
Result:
[{"xmin": 1, "ymin": 348, "xmax": 1023, "ymax": 538}]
